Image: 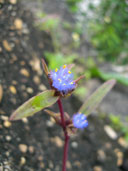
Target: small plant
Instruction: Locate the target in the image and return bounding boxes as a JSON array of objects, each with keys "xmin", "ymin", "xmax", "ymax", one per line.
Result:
[{"xmin": 10, "ymin": 59, "xmax": 116, "ymax": 171}]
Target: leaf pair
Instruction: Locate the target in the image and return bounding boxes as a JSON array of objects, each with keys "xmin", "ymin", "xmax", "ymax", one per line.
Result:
[{"xmin": 10, "ymin": 79, "xmax": 116, "ymax": 121}]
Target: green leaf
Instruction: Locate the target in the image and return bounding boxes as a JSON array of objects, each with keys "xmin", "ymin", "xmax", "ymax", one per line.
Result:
[
  {"xmin": 99, "ymin": 71, "xmax": 128, "ymax": 86},
  {"xmin": 10, "ymin": 90, "xmax": 59, "ymax": 120},
  {"xmin": 79, "ymin": 79, "xmax": 116, "ymax": 116}
]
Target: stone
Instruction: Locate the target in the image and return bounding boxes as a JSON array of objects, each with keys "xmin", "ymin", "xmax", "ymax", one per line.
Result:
[
  {"xmin": 28, "ymin": 146, "xmax": 34, "ymax": 154},
  {"xmin": 19, "ymin": 144, "xmax": 28, "ymax": 153},
  {"xmin": 9, "ymin": 0, "xmax": 17, "ymax": 4},
  {"xmin": 3, "ymin": 40, "xmax": 12, "ymax": 52},
  {"xmin": 9, "ymin": 85, "xmax": 17, "ymax": 94},
  {"xmin": 39, "ymin": 84, "xmax": 47, "ymax": 91},
  {"xmin": 22, "ymin": 118, "xmax": 28, "ymax": 123},
  {"xmin": 51, "ymin": 136, "xmax": 63, "ymax": 147},
  {"xmin": 20, "ymin": 157, "xmax": 26, "ymax": 165},
  {"xmin": 104, "ymin": 125, "xmax": 118, "ymax": 140},
  {"xmin": 26, "ymin": 87, "xmax": 33, "ymax": 94},
  {"xmin": 118, "ymin": 137, "xmax": 128, "ymax": 148},
  {"xmin": 93, "ymin": 166, "xmax": 102, "ymax": 171},
  {"xmin": 29, "ymin": 58, "xmax": 42, "ymax": 75},
  {"xmin": 66, "ymin": 161, "xmax": 71, "ymax": 169},
  {"xmin": 33, "ymin": 75, "xmax": 40, "ymax": 84},
  {"xmin": 1, "ymin": 115, "xmax": 8, "ymax": 120},
  {"xmin": 4, "ymin": 121, "xmax": 11, "ymax": 128},
  {"xmin": 71, "ymin": 141, "xmax": 78, "ymax": 148},
  {"xmin": 5, "ymin": 135, "xmax": 12, "ymax": 141},
  {"xmin": 14, "ymin": 18, "xmax": 23, "ymax": 30},
  {"xmin": 20, "ymin": 68, "xmax": 30, "ymax": 77}
]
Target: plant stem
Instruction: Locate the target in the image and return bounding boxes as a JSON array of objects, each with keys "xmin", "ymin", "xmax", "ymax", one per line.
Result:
[
  {"xmin": 57, "ymin": 99, "xmax": 66, "ymax": 129},
  {"xmin": 57, "ymin": 98, "xmax": 70, "ymax": 171},
  {"xmin": 62, "ymin": 132, "xmax": 69, "ymax": 171}
]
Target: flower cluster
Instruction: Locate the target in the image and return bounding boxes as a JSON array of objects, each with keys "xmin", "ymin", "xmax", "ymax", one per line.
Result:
[
  {"xmin": 50, "ymin": 65, "xmax": 76, "ymax": 95},
  {"xmin": 73, "ymin": 113, "xmax": 88, "ymax": 129}
]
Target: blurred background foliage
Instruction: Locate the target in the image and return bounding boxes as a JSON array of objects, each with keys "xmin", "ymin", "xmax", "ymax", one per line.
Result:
[
  {"xmin": 34, "ymin": 0, "xmax": 128, "ymax": 141},
  {"xmin": 35, "ymin": 0, "xmax": 128, "ymax": 95},
  {"xmin": 88, "ymin": 0, "xmax": 128, "ymax": 64}
]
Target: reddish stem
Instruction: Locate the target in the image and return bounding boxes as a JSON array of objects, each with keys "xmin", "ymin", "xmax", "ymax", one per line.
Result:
[
  {"xmin": 57, "ymin": 99, "xmax": 66, "ymax": 129},
  {"xmin": 62, "ymin": 132, "xmax": 69, "ymax": 171},
  {"xmin": 57, "ymin": 98, "xmax": 70, "ymax": 171}
]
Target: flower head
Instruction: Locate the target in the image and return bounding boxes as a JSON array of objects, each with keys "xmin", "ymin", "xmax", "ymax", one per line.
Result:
[
  {"xmin": 50, "ymin": 65, "xmax": 76, "ymax": 95},
  {"xmin": 73, "ymin": 113, "xmax": 88, "ymax": 129}
]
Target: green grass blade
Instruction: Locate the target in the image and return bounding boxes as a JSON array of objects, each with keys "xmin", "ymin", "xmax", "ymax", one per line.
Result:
[
  {"xmin": 79, "ymin": 79, "xmax": 116, "ymax": 116},
  {"xmin": 10, "ymin": 90, "xmax": 59, "ymax": 120}
]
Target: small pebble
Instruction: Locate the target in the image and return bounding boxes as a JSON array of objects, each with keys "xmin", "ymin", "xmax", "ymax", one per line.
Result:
[
  {"xmin": 1, "ymin": 115, "xmax": 8, "ymax": 120},
  {"xmin": 4, "ymin": 121, "xmax": 11, "ymax": 128},
  {"xmin": 118, "ymin": 137, "xmax": 128, "ymax": 148},
  {"xmin": 39, "ymin": 84, "xmax": 47, "ymax": 91},
  {"xmin": 51, "ymin": 136, "xmax": 63, "ymax": 147},
  {"xmin": 5, "ymin": 135, "xmax": 12, "ymax": 141},
  {"xmin": 71, "ymin": 141, "xmax": 78, "ymax": 148},
  {"xmin": 117, "ymin": 158, "xmax": 123, "ymax": 166},
  {"xmin": 3, "ymin": 40, "xmax": 12, "ymax": 52},
  {"xmin": 46, "ymin": 120, "xmax": 54, "ymax": 127},
  {"xmin": 19, "ymin": 144, "xmax": 28, "ymax": 153},
  {"xmin": 93, "ymin": 166, "xmax": 102, "ymax": 171},
  {"xmin": 14, "ymin": 18, "xmax": 23, "ymax": 30},
  {"xmin": 33, "ymin": 75, "xmax": 40, "ymax": 84},
  {"xmin": 29, "ymin": 58, "xmax": 42, "ymax": 75},
  {"xmin": 117, "ymin": 151, "xmax": 123, "ymax": 166},
  {"xmin": 9, "ymin": 0, "xmax": 17, "ymax": 4},
  {"xmin": 20, "ymin": 68, "xmax": 29, "ymax": 77},
  {"xmin": 5, "ymin": 151, "xmax": 10, "ymax": 157},
  {"xmin": 26, "ymin": 87, "xmax": 33, "ymax": 94},
  {"xmin": 104, "ymin": 125, "xmax": 117, "ymax": 140},
  {"xmin": 22, "ymin": 118, "xmax": 28, "ymax": 123},
  {"xmin": 20, "ymin": 157, "xmax": 26, "ymax": 165},
  {"xmin": 66, "ymin": 161, "xmax": 71, "ymax": 169},
  {"xmin": 28, "ymin": 146, "xmax": 34, "ymax": 153},
  {"xmin": 9, "ymin": 85, "xmax": 17, "ymax": 94}
]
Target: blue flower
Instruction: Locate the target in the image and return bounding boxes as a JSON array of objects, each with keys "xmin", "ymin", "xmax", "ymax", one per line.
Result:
[
  {"xmin": 50, "ymin": 65, "xmax": 76, "ymax": 94},
  {"xmin": 73, "ymin": 113, "xmax": 88, "ymax": 129}
]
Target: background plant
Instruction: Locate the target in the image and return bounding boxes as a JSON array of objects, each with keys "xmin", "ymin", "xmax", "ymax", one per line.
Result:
[{"xmin": 10, "ymin": 60, "xmax": 116, "ymax": 171}]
